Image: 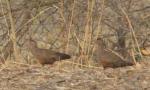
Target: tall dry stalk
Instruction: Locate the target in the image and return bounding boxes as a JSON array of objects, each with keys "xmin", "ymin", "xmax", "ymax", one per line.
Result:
[
  {"xmin": 91, "ymin": 0, "xmax": 105, "ymax": 61},
  {"xmin": 6, "ymin": 0, "xmax": 19, "ymax": 61},
  {"xmin": 70, "ymin": 0, "xmax": 95, "ymax": 67},
  {"xmin": 66, "ymin": 0, "xmax": 75, "ymax": 53},
  {"xmin": 121, "ymin": 8, "xmax": 143, "ymax": 61}
]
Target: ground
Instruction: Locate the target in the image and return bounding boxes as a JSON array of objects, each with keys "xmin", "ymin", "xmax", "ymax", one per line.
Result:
[{"xmin": 0, "ymin": 59, "xmax": 150, "ymax": 90}]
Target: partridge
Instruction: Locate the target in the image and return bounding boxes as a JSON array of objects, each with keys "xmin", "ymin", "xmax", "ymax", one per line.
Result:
[
  {"xmin": 96, "ymin": 38, "xmax": 134, "ymax": 68},
  {"xmin": 28, "ymin": 39, "xmax": 71, "ymax": 66}
]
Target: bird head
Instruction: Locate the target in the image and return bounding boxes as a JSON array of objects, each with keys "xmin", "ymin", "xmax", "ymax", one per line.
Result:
[{"xmin": 27, "ymin": 38, "xmax": 37, "ymax": 49}]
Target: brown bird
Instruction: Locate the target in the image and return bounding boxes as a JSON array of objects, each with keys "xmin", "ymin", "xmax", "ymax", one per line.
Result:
[
  {"xmin": 28, "ymin": 39, "xmax": 71, "ymax": 66},
  {"xmin": 96, "ymin": 38, "xmax": 134, "ymax": 68}
]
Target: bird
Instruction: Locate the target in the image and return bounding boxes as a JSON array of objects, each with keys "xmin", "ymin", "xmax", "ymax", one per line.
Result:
[
  {"xmin": 27, "ymin": 38, "xmax": 71, "ymax": 66},
  {"xmin": 96, "ymin": 38, "xmax": 134, "ymax": 68}
]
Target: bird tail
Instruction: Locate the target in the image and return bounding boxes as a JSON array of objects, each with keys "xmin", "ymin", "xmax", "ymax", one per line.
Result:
[{"xmin": 56, "ymin": 52, "xmax": 71, "ymax": 60}]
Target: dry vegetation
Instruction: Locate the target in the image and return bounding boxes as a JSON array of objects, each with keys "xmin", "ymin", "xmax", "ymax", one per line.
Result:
[{"xmin": 0, "ymin": 0, "xmax": 150, "ymax": 90}]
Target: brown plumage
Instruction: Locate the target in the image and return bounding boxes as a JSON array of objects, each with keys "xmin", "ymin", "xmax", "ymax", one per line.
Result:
[
  {"xmin": 96, "ymin": 38, "xmax": 134, "ymax": 68},
  {"xmin": 28, "ymin": 39, "xmax": 71, "ymax": 65}
]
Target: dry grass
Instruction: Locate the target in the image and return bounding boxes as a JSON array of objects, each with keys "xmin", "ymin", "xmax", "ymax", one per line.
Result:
[{"xmin": 0, "ymin": 58, "xmax": 150, "ymax": 90}]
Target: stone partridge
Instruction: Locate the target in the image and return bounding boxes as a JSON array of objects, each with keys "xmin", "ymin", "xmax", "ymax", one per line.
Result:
[
  {"xmin": 28, "ymin": 39, "xmax": 71, "ymax": 66},
  {"xmin": 96, "ymin": 38, "xmax": 134, "ymax": 68}
]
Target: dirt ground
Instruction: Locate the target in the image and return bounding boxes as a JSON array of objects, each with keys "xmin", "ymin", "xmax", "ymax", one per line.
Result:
[{"xmin": 0, "ymin": 59, "xmax": 150, "ymax": 90}]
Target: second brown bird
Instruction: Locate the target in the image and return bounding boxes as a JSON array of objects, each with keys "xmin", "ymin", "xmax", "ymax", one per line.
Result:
[{"xmin": 96, "ymin": 38, "xmax": 134, "ymax": 68}]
